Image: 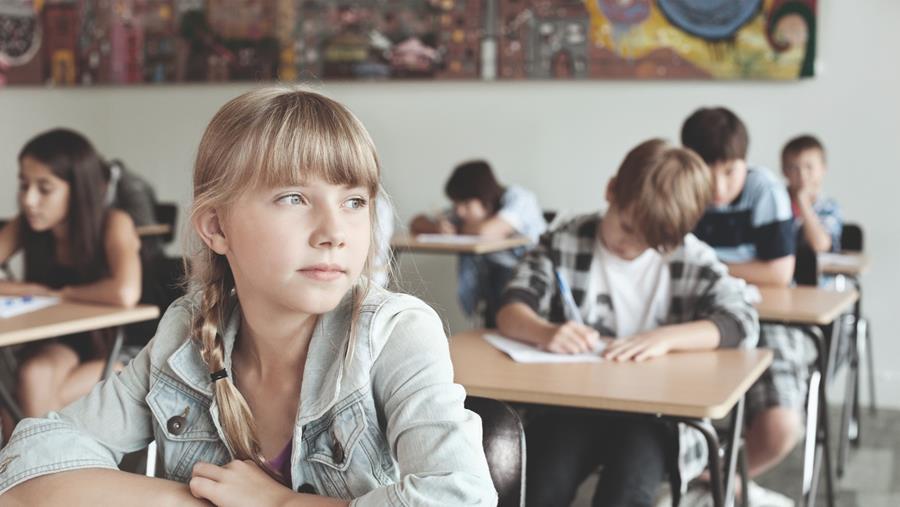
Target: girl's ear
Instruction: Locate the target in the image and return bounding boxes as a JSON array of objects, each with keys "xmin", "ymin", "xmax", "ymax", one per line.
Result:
[{"xmin": 194, "ymin": 208, "xmax": 229, "ymax": 255}]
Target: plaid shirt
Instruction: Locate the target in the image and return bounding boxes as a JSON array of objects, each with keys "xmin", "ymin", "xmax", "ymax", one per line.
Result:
[{"xmin": 502, "ymin": 212, "xmax": 760, "ymax": 487}]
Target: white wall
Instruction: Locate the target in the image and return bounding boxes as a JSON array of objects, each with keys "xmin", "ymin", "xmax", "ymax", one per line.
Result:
[{"xmin": 2, "ymin": 1, "xmax": 899, "ymax": 404}]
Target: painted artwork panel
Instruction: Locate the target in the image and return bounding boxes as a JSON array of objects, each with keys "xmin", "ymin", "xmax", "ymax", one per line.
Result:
[{"xmin": 0, "ymin": 0, "xmax": 816, "ymax": 86}]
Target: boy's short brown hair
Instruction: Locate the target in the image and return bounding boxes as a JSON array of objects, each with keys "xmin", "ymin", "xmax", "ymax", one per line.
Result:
[
  {"xmin": 680, "ymin": 107, "xmax": 749, "ymax": 165},
  {"xmin": 610, "ymin": 139, "xmax": 713, "ymax": 252},
  {"xmin": 781, "ymin": 134, "xmax": 825, "ymax": 164}
]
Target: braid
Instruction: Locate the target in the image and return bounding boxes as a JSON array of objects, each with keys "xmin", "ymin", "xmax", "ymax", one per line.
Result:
[{"xmin": 191, "ymin": 254, "xmax": 267, "ymax": 469}]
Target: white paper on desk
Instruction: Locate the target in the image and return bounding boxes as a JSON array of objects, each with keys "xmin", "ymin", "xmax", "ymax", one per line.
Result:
[
  {"xmin": 414, "ymin": 234, "xmax": 481, "ymax": 244},
  {"xmin": 0, "ymin": 295, "xmax": 60, "ymax": 319},
  {"xmin": 483, "ymin": 333, "xmax": 605, "ymax": 363},
  {"xmin": 818, "ymin": 253, "xmax": 858, "ymax": 267}
]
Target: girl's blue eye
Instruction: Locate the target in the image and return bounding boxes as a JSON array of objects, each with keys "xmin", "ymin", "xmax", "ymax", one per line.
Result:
[
  {"xmin": 345, "ymin": 197, "xmax": 368, "ymax": 209},
  {"xmin": 278, "ymin": 193, "xmax": 305, "ymax": 206}
]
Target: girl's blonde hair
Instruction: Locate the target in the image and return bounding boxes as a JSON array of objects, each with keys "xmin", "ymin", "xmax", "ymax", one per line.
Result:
[{"xmin": 187, "ymin": 86, "xmax": 381, "ymax": 466}]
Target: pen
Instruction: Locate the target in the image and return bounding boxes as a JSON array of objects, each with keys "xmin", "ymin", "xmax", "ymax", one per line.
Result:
[{"xmin": 554, "ymin": 267, "xmax": 583, "ymax": 325}]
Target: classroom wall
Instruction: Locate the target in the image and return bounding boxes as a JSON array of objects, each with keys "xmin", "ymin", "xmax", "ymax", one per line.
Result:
[{"xmin": 2, "ymin": 1, "xmax": 898, "ymax": 405}]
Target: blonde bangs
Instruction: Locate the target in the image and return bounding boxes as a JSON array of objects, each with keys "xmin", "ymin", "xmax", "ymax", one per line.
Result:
[{"xmin": 193, "ymin": 87, "xmax": 380, "ymax": 212}]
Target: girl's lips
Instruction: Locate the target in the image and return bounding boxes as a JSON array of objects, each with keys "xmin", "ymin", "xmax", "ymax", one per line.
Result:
[{"xmin": 298, "ymin": 265, "xmax": 346, "ymax": 282}]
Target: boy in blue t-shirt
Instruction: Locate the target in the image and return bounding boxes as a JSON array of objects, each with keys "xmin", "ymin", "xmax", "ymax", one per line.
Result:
[
  {"xmin": 684, "ymin": 107, "xmax": 804, "ymax": 503},
  {"xmin": 781, "ymin": 135, "xmax": 843, "ymax": 254}
]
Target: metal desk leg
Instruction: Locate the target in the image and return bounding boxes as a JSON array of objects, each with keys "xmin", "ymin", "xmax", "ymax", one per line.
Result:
[
  {"xmin": 682, "ymin": 419, "xmax": 724, "ymax": 507},
  {"xmin": 723, "ymin": 397, "xmax": 746, "ymax": 507},
  {"xmin": 101, "ymin": 328, "xmax": 125, "ymax": 380}
]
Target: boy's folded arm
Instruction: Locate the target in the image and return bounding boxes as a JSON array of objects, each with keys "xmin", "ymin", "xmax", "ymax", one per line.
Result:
[
  {"xmin": 692, "ymin": 269, "xmax": 761, "ymax": 350},
  {"xmin": 725, "ymin": 255, "xmax": 795, "ymax": 288}
]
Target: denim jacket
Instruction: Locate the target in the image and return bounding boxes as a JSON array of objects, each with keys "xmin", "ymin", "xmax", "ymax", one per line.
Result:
[{"xmin": 0, "ymin": 286, "xmax": 497, "ymax": 506}]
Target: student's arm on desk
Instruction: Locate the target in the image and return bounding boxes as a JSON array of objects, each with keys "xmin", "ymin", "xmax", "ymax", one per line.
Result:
[
  {"xmin": 603, "ymin": 321, "xmax": 720, "ymax": 362},
  {"xmin": 497, "ymin": 302, "xmax": 601, "ymax": 355},
  {"xmin": 0, "ymin": 470, "xmax": 210, "ymax": 507},
  {"xmin": 409, "ymin": 214, "xmax": 456, "ymax": 235},
  {"xmin": 726, "ymin": 255, "xmax": 795, "ymax": 287},
  {"xmin": 58, "ymin": 210, "xmax": 142, "ymax": 307},
  {"xmin": 459, "ymin": 216, "xmax": 515, "ymax": 239}
]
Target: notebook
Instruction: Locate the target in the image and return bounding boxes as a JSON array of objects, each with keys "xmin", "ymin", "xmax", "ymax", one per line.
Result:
[{"xmin": 0, "ymin": 295, "xmax": 60, "ymax": 319}]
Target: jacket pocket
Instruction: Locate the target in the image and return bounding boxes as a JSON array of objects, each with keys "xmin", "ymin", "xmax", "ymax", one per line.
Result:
[{"xmin": 146, "ymin": 376, "xmax": 228, "ymax": 481}]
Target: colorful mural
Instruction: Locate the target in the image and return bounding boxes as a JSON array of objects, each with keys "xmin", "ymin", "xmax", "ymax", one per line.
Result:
[{"xmin": 0, "ymin": 0, "xmax": 816, "ymax": 86}]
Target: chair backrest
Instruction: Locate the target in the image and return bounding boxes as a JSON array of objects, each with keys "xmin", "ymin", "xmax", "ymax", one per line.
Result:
[
  {"xmin": 464, "ymin": 396, "xmax": 526, "ymax": 507},
  {"xmin": 542, "ymin": 210, "xmax": 557, "ymax": 226},
  {"xmin": 793, "ymin": 243, "xmax": 819, "ymax": 286},
  {"xmin": 154, "ymin": 202, "xmax": 178, "ymax": 244},
  {"xmin": 841, "ymin": 223, "xmax": 863, "ymax": 252}
]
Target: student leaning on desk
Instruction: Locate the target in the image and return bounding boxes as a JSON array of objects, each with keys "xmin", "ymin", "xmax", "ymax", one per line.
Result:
[
  {"xmin": 496, "ymin": 139, "xmax": 759, "ymax": 507},
  {"xmin": 409, "ymin": 160, "xmax": 546, "ymax": 326},
  {"xmin": 0, "ymin": 129, "xmax": 141, "ymax": 430},
  {"xmin": 685, "ymin": 106, "xmax": 806, "ymax": 505}
]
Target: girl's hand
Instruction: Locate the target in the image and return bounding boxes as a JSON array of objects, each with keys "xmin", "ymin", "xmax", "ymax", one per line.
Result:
[
  {"xmin": 0, "ymin": 281, "xmax": 55, "ymax": 297},
  {"xmin": 190, "ymin": 460, "xmax": 294, "ymax": 507},
  {"xmin": 603, "ymin": 331, "xmax": 671, "ymax": 362}
]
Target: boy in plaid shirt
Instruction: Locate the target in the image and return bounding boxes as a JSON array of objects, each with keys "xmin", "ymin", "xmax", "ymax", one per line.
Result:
[
  {"xmin": 685, "ymin": 107, "xmax": 809, "ymax": 504},
  {"xmin": 497, "ymin": 139, "xmax": 758, "ymax": 507}
]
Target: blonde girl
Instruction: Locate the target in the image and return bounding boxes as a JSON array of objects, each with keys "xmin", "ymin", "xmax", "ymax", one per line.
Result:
[{"xmin": 0, "ymin": 87, "xmax": 495, "ymax": 506}]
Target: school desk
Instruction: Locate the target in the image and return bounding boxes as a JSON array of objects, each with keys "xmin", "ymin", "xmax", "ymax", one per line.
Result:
[
  {"xmin": 755, "ymin": 286, "xmax": 859, "ymax": 507},
  {"xmin": 390, "ymin": 234, "xmax": 531, "ymax": 255},
  {"xmin": 450, "ymin": 330, "xmax": 773, "ymax": 507},
  {"xmin": 818, "ymin": 252, "xmax": 871, "ymax": 277},
  {"xmin": 0, "ymin": 300, "xmax": 158, "ymax": 421}
]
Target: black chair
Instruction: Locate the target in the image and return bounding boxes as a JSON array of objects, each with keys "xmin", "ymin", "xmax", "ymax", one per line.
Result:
[
  {"xmin": 464, "ymin": 396, "xmax": 526, "ymax": 507},
  {"xmin": 542, "ymin": 210, "xmax": 557, "ymax": 226},
  {"xmin": 793, "ymin": 244, "xmax": 819, "ymax": 287},
  {"xmin": 153, "ymin": 202, "xmax": 178, "ymax": 245}
]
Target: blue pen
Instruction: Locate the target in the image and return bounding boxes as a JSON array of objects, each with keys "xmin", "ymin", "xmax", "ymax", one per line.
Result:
[{"xmin": 554, "ymin": 267, "xmax": 584, "ymax": 325}]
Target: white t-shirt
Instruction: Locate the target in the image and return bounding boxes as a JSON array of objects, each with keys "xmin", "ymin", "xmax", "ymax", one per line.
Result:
[{"xmin": 583, "ymin": 240, "xmax": 671, "ymax": 338}]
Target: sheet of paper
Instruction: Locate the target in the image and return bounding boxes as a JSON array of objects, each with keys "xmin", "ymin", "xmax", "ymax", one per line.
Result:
[
  {"xmin": 482, "ymin": 333, "xmax": 605, "ymax": 364},
  {"xmin": 414, "ymin": 234, "xmax": 482, "ymax": 244},
  {"xmin": 0, "ymin": 295, "xmax": 60, "ymax": 319}
]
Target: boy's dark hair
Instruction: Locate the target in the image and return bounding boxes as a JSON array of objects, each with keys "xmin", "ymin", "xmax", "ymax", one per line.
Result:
[
  {"xmin": 444, "ymin": 160, "xmax": 505, "ymax": 214},
  {"xmin": 680, "ymin": 107, "xmax": 749, "ymax": 165},
  {"xmin": 781, "ymin": 134, "xmax": 825, "ymax": 163}
]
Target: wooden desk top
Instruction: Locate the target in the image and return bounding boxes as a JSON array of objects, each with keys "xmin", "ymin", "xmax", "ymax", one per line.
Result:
[
  {"xmin": 450, "ymin": 331, "xmax": 773, "ymax": 419},
  {"xmin": 0, "ymin": 301, "xmax": 159, "ymax": 347},
  {"xmin": 136, "ymin": 223, "xmax": 173, "ymax": 237},
  {"xmin": 755, "ymin": 286, "xmax": 859, "ymax": 326},
  {"xmin": 391, "ymin": 234, "xmax": 531, "ymax": 255},
  {"xmin": 819, "ymin": 252, "xmax": 871, "ymax": 276}
]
